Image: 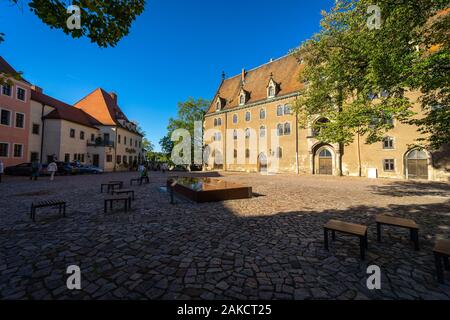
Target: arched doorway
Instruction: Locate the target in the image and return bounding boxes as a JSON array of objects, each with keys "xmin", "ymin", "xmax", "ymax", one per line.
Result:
[
  {"xmin": 317, "ymin": 148, "xmax": 333, "ymax": 175},
  {"xmin": 406, "ymin": 149, "xmax": 429, "ymax": 180},
  {"xmin": 258, "ymin": 153, "xmax": 268, "ymax": 173}
]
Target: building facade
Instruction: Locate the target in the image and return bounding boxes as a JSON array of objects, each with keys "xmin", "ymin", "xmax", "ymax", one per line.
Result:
[
  {"xmin": 0, "ymin": 57, "xmax": 32, "ymax": 167},
  {"xmin": 204, "ymin": 54, "xmax": 450, "ymax": 182}
]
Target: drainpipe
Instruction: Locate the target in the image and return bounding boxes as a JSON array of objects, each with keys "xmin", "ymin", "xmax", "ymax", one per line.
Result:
[
  {"xmin": 39, "ymin": 103, "xmax": 45, "ymax": 163},
  {"xmin": 295, "ymin": 112, "xmax": 299, "ymax": 174},
  {"xmin": 224, "ymin": 112, "xmax": 227, "ymax": 171},
  {"xmin": 114, "ymin": 125, "xmax": 118, "ymax": 172}
]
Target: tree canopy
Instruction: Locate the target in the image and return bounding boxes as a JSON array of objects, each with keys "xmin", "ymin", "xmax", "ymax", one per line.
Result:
[
  {"xmin": 293, "ymin": 0, "xmax": 449, "ymax": 149},
  {"xmin": 1, "ymin": 0, "xmax": 145, "ymax": 48}
]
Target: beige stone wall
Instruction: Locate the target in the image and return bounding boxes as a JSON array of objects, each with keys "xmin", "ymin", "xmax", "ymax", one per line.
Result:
[{"xmin": 29, "ymin": 100, "xmax": 54, "ymax": 162}]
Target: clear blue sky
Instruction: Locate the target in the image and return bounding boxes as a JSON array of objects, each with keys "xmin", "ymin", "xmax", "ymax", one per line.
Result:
[{"xmin": 0, "ymin": 0, "xmax": 333, "ymax": 151}]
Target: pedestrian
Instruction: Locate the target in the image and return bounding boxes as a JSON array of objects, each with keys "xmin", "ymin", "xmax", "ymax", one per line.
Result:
[
  {"xmin": 30, "ymin": 160, "xmax": 41, "ymax": 181},
  {"xmin": 161, "ymin": 162, "xmax": 168, "ymax": 174},
  {"xmin": 47, "ymin": 161, "xmax": 58, "ymax": 181},
  {"xmin": 0, "ymin": 160, "xmax": 4, "ymax": 183}
]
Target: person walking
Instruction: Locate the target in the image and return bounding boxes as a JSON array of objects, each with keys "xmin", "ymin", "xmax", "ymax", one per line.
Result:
[
  {"xmin": 0, "ymin": 160, "xmax": 4, "ymax": 183},
  {"xmin": 47, "ymin": 161, "xmax": 58, "ymax": 181},
  {"xmin": 30, "ymin": 160, "xmax": 41, "ymax": 181}
]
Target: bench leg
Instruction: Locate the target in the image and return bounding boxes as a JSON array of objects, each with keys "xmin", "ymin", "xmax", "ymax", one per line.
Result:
[
  {"xmin": 410, "ymin": 229, "xmax": 420, "ymax": 251},
  {"xmin": 124, "ymin": 200, "xmax": 128, "ymax": 212},
  {"xmin": 332, "ymin": 230, "xmax": 336, "ymax": 241},
  {"xmin": 377, "ymin": 223, "xmax": 381, "ymax": 242},
  {"xmin": 435, "ymin": 253, "xmax": 444, "ymax": 284},
  {"xmin": 359, "ymin": 237, "xmax": 366, "ymax": 260},
  {"xmin": 324, "ymin": 228, "xmax": 329, "ymax": 251},
  {"xmin": 128, "ymin": 197, "xmax": 132, "ymax": 209}
]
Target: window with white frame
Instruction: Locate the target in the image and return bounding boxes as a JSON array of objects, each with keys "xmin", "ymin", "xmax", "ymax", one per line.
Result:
[
  {"xmin": 284, "ymin": 104, "xmax": 292, "ymax": 115},
  {"xmin": 383, "ymin": 159, "xmax": 395, "ymax": 172},
  {"xmin": 233, "ymin": 114, "xmax": 238, "ymax": 124},
  {"xmin": 215, "ymin": 100, "xmax": 221, "ymax": 111},
  {"xmin": 240, "ymin": 94, "xmax": 246, "ymax": 105},
  {"xmin": 13, "ymin": 144, "xmax": 23, "ymax": 158},
  {"xmin": 0, "ymin": 109, "xmax": 11, "ymax": 126},
  {"xmin": 217, "ymin": 118, "xmax": 222, "ymax": 126},
  {"xmin": 284, "ymin": 122, "xmax": 291, "ymax": 135},
  {"xmin": 382, "ymin": 137, "xmax": 394, "ymax": 149},
  {"xmin": 2, "ymin": 84, "xmax": 12, "ymax": 96},
  {"xmin": 245, "ymin": 111, "xmax": 251, "ymax": 122},
  {"xmin": 17, "ymin": 87, "xmax": 26, "ymax": 101},
  {"xmin": 268, "ymin": 85, "xmax": 275, "ymax": 98},
  {"xmin": 260, "ymin": 108, "xmax": 266, "ymax": 120},
  {"xmin": 15, "ymin": 113, "xmax": 25, "ymax": 128},
  {"xmin": 276, "ymin": 105, "xmax": 283, "ymax": 116},
  {"xmin": 214, "ymin": 118, "xmax": 218, "ymax": 126},
  {"xmin": 277, "ymin": 123, "xmax": 284, "ymax": 136},
  {"xmin": 32, "ymin": 123, "xmax": 40, "ymax": 135},
  {"xmin": 0, "ymin": 143, "xmax": 8, "ymax": 157},
  {"xmin": 260, "ymin": 126, "xmax": 266, "ymax": 138}
]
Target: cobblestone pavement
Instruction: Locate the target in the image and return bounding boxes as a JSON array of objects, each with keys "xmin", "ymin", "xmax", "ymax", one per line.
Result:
[{"xmin": 0, "ymin": 171, "xmax": 449, "ymax": 300}]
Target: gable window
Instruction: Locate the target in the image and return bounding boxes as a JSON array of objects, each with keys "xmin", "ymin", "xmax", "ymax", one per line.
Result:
[
  {"xmin": 1, "ymin": 109, "xmax": 11, "ymax": 126},
  {"xmin": 0, "ymin": 143, "xmax": 9, "ymax": 157},
  {"xmin": 260, "ymin": 109, "xmax": 266, "ymax": 120},
  {"xmin": 70, "ymin": 129, "xmax": 75, "ymax": 138},
  {"xmin": 276, "ymin": 105, "xmax": 283, "ymax": 116},
  {"xmin": 383, "ymin": 137, "xmax": 394, "ymax": 149},
  {"xmin": 13, "ymin": 144, "xmax": 23, "ymax": 158},
  {"xmin": 284, "ymin": 122, "xmax": 291, "ymax": 135},
  {"xmin": 284, "ymin": 104, "xmax": 292, "ymax": 115},
  {"xmin": 32, "ymin": 123, "xmax": 40, "ymax": 135},
  {"xmin": 2, "ymin": 84, "xmax": 12, "ymax": 96},
  {"xmin": 240, "ymin": 94, "xmax": 246, "ymax": 106},
  {"xmin": 15, "ymin": 113, "xmax": 25, "ymax": 128},
  {"xmin": 233, "ymin": 114, "xmax": 238, "ymax": 124},
  {"xmin": 80, "ymin": 131, "xmax": 85, "ymax": 140},
  {"xmin": 383, "ymin": 159, "xmax": 395, "ymax": 172},
  {"xmin": 245, "ymin": 111, "xmax": 251, "ymax": 122},
  {"xmin": 17, "ymin": 87, "xmax": 26, "ymax": 101},
  {"xmin": 268, "ymin": 85, "xmax": 275, "ymax": 98},
  {"xmin": 277, "ymin": 124, "xmax": 284, "ymax": 136},
  {"xmin": 215, "ymin": 100, "xmax": 221, "ymax": 111},
  {"xmin": 260, "ymin": 126, "xmax": 266, "ymax": 138}
]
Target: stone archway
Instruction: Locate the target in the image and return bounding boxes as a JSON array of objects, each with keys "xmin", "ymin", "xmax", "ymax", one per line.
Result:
[
  {"xmin": 257, "ymin": 152, "xmax": 268, "ymax": 173},
  {"xmin": 313, "ymin": 145, "xmax": 335, "ymax": 176},
  {"xmin": 406, "ymin": 149, "xmax": 430, "ymax": 180}
]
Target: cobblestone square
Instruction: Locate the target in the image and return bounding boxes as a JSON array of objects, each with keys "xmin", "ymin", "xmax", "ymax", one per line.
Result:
[{"xmin": 0, "ymin": 172, "xmax": 449, "ymax": 300}]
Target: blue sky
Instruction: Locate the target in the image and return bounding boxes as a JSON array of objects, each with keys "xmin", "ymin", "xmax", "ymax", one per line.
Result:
[{"xmin": 0, "ymin": 0, "xmax": 333, "ymax": 151}]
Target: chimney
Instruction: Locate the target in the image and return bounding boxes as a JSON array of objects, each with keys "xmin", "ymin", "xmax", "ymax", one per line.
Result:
[
  {"xmin": 241, "ymin": 68, "xmax": 246, "ymax": 83},
  {"xmin": 31, "ymin": 85, "xmax": 43, "ymax": 93},
  {"xmin": 109, "ymin": 92, "xmax": 117, "ymax": 104}
]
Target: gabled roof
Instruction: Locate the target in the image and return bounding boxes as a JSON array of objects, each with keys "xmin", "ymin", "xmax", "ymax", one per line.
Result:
[
  {"xmin": 74, "ymin": 88, "xmax": 130, "ymax": 126},
  {"xmin": 31, "ymin": 90, "xmax": 101, "ymax": 129},
  {"xmin": 0, "ymin": 56, "xmax": 30, "ymax": 84},
  {"xmin": 207, "ymin": 54, "xmax": 304, "ymax": 114}
]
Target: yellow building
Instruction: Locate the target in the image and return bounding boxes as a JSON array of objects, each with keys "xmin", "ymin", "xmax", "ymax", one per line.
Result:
[{"xmin": 204, "ymin": 54, "xmax": 449, "ymax": 182}]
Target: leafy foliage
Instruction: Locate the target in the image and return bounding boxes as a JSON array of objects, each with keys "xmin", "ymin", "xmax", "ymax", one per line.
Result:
[{"xmin": 293, "ymin": 0, "xmax": 449, "ymax": 148}]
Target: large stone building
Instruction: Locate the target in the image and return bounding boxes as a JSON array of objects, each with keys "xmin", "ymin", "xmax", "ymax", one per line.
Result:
[
  {"xmin": 204, "ymin": 54, "xmax": 449, "ymax": 182},
  {"xmin": 0, "ymin": 57, "xmax": 32, "ymax": 167}
]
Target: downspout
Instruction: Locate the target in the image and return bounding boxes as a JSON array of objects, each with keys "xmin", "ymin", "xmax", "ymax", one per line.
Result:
[
  {"xmin": 295, "ymin": 112, "xmax": 299, "ymax": 174},
  {"xmin": 114, "ymin": 125, "xmax": 118, "ymax": 172},
  {"xmin": 40, "ymin": 103, "xmax": 45, "ymax": 163},
  {"xmin": 224, "ymin": 112, "xmax": 227, "ymax": 171}
]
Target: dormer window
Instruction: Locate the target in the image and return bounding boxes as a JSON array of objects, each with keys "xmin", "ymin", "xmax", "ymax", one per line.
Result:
[
  {"xmin": 268, "ymin": 85, "xmax": 275, "ymax": 98},
  {"xmin": 267, "ymin": 74, "xmax": 278, "ymax": 98},
  {"xmin": 239, "ymin": 93, "xmax": 246, "ymax": 106},
  {"xmin": 215, "ymin": 100, "xmax": 221, "ymax": 111},
  {"xmin": 239, "ymin": 87, "xmax": 249, "ymax": 106}
]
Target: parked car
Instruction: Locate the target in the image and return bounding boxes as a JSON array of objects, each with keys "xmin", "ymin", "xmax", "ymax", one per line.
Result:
[
  {"xmin": 78, "ymin": 165, "xmax": 103, "ymax": 175},
  {"xmin": 4, "ymin": 163, "xmax": 34, "ymax": 176}
]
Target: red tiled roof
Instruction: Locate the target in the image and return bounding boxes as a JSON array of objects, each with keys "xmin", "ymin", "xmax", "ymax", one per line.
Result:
[
  {"xmin": 207, "ymin": 54, "xmax": 304, "ymax": 114},
  {"xmin": 31, "ymin": 90, "xmax": 101, "ymax": 129}
]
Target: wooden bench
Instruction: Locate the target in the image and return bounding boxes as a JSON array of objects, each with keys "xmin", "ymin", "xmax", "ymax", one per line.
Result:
[
  {"xmin": 130, "ymin": 177, "xmax": 149, "ymax": 186},
  {"xmin": 104, "ymin": 196, "xmax": 131, "ymax": 213},
  {"xmin": 112, "ymin": 189, "xmax": 135, "ymax": 200},
  {"xmin": 324, "ymin": 220, "xmax": 368, "ymax": 260},
  {"xmin": 433, "ymin": 239, "xmax": 450, "ymax": 283},
  {"xmin": 101, "ymin": 182, "xmax": 122, "ymax": 193},
  {"xmin": 109, "ymin": 181, "xmax": 124, "ymax": 189},
  {"xmin": 31, "ymin": 200, "xmax": 66, "ymax": 222},
  {"xmin": 376, "ymin": 215, "xmax": 419, "ymax": 250}
]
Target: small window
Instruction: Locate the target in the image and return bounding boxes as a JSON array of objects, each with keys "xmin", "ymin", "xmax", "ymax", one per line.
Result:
[
  {"xmin": 117, "ymin": 155, "xmax": 122, "ymax": 164},
  {"xmin": 216, "ymin": 100, "xmax": 221, "ymax": 111},
  {"xmin": 81, "ymin": 154, "xmax": 85, "ymax": 163},
  {"xmin": 383, "ymin": 137, "xmax": 394, "ymax": 149},
  {"xmin": 284, "ymin": 122, "xmax": 291, "ymax": 135},
  {"xmin": 284, "ymin": 104, "xmax": 292, "ymax": 115},
  {"xmin": 383, "ymin": 159, "xmax": 395, "ymax": 172},
  {"xmin": 107, "ymin": 155, "xmax": 113, "ymax": 163},
  {"xmin": 118, "ymin": 135, "xmax": 121, "ymax": 144},
  {"xmin": 1, "ymin": 109, "xmax": 11, "ymax": 126},
  {"xmin": 15, "ymin": 113, "xmax": 24, "ymax": 128},
  {"xmin": 32, "ymin": 123, "xmax": 40, "ymax": 135},
  {"xmin": 260, "ymin": 109, "xmax": 266, "ymax": 120},
  {"xmin": 384, "ymin": 116, "xmax": 394, "ymax": 127},
  {"xmin": 233, "ymin": 129, "xmax": 238, "ymax": 140},
  {"xmin": 214, "ymin": 118, "xmax": 217, "ymax": 126},
  {"xmin": 245, "ymin": 111, "xmax": 251, "ymax": 122},
  {"xmin": 17, "ymin": 87, "xmax": 26, "ymax": 101},
  {"xmin": 218, "ymin": 118, "xmax": 222, "ymax": 126},
  {"xmin": 277, "ymin": 124, "xmax": 284, "ymax": 136},
  {"xmin": 260, "ymin": 126, "xmax": 266, "ymax": 138},
  {"xmin": 268, "ymin": 86, "xmax": 275, "ymax": 98},
  {"xmin": 135, "ymin": 140, "xmax": 137, "ymax": 147},
  {"xmin": 0, "ymin": 143, "xmax": 8, "ymax": 157},
  {"xmin": 245, "ymin": 149, "xmax": 250, "ymax": 158},
  {"xmin": 276, "ymin": 147, "xmax": 283, "ymax": 159},
  {"xmin": 13, "ymin": 144, "xmax": 23, "ymax": 158},
  {"xmin": 73, "ymin": 154, "xmax": 77, "ymax": 161},
  {"xmin": 70, "ymin": 129, "xmax": 75, "ymax": 138},
  {"xmin": 233, "ymin": 114, "xmax": 238, "ymax": 124},
  {"xmin": 240, "ymin": 94, "xmax": 246, "ymax": 105},
  {"xmin": 2, "ymin": 84, "xmax": 12, "ymax": 96},
  {"xmin": 245, "ymin": 128, "xmax": 251, "ymax": 139},
  {"xmin": 124, "ymin": 137, "xmax": 127, "ymax": 145},
  {"xmin": 80, "ymin": 131, "xmax": 85, "ymax": 140},
  {"xmin": 64, "ymin": 154, "xmax": 70, "ymax": 163},
  {"xmin": 276, "ymin": 105, "xmax": 283, "ymax": 116}
]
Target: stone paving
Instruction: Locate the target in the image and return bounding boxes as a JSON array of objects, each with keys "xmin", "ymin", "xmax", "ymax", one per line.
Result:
[{"xmin": 0, "ymin": 171, "xmax": 449, "ymax": 300}]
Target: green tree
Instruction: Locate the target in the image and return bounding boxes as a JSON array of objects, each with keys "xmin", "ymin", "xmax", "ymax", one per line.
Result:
[
  {"xmin": 292, "ymin": 0, "xmax": 449, "ymax": 153},
  {"xmin": 159, "ymin": 135, "xmax": 174, "ymax": 156},
  {"xmin": 1, "ymin": 0, "xmax": 145, "ymax": 48}
]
